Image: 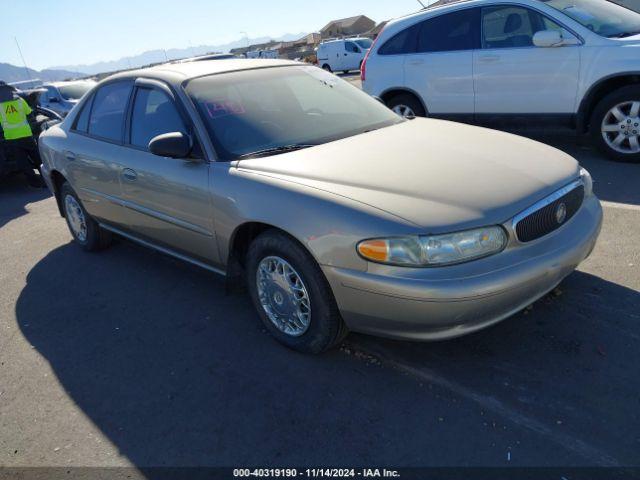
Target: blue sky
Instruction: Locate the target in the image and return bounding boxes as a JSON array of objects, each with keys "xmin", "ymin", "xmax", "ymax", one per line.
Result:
[{"xmin": 3, "ymin": 0, "xmax": 423, "ymax": 70}]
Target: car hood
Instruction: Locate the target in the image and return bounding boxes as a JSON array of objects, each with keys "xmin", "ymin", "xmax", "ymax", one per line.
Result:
[{"xmin": 237, "ymin": 119, "xmax": 580, "ymax": 232}]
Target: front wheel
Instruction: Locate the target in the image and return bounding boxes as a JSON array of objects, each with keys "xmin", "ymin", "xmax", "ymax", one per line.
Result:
[
  {"xmin": 321, "ymin": 64, "xmax": 332, "ymax": 73},
  {"xmin": 61, "ymin": 182, "xmax": 112, "ymax": 251},
  {"xmin": 590, "ymin": 85, "xmax": 640, "ymax": 163},
  {"xmin": 246, "ymin": 231, "xmax": 348, "ymax": 354}
]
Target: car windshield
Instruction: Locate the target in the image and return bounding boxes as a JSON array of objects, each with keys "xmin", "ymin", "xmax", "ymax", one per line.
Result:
[
  {"xmin": 542, "ymin": 0, "xmax": 640, "ymax": 37},
  {"xmin": 186, "ymin": 65, "xmax": 402, "ymax": 161},
  {"xmin": 58, "ymin": 82, "xmax": 94, "ymax": 100},
  {"xmin": 355, "ymin": 39, "xmax": 373, "ymax": 49}
]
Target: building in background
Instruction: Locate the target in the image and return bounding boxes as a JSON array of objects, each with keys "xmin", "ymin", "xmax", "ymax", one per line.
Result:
[{"xmin": 320, "ymin": 15, "xmax": 376, "ymax": 39}]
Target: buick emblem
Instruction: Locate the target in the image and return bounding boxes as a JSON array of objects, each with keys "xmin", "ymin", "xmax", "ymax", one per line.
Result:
[{"xmin": 555, "ymin": 203, "xmax": 567, "ymax": 225}]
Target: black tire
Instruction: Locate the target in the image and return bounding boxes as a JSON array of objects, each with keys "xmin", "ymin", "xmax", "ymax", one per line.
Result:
[
  {"xmin": 321, "ymin": 64, "xmax": 332, "ymax": 72},
  {"xmin": 343, "ymin": 70, "xmax": 350, "ymax": 75},
  {"xmin": 589, "ymin": 85, "xmax": 640, "ymax": 163},
  {"xmin": 386, "ymin": 93, "xmax": 426, "ymax": 118},
  {"xmin": 60, "ymin": 182, "xmax": 112, "ymax": 252},
  {"xmin": 246, "ymin": 230, "xmax": 348, "ymax": 354}
]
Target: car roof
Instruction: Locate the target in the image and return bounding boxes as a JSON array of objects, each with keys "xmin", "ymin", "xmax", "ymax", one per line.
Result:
[
  {"xmin": 106, "ymin": 59, "xmax": 300, "ymax": 86},
  {"xmin": 44, "ymin": 79, "xmax": 96, "ymax": 87}
]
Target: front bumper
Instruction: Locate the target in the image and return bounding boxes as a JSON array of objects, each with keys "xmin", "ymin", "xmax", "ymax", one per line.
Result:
[{"xmin": 323, "ymin": 195, "xmax": 603, "ymax": 341}]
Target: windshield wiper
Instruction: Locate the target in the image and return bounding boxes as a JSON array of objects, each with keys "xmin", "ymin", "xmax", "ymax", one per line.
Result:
[{"xmin": 238, "ymin": 144, "xmax": 317, "ymax": 159}]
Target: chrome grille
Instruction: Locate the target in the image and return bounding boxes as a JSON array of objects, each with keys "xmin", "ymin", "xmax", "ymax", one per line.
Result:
[{"xmin": 513, "ymin": 181, "xmax": 585, "ymax": 243}]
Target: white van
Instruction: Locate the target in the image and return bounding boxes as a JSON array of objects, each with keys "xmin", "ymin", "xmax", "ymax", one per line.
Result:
[{"xmin": 316, "ymin": 38, "xmax": 373, "ymax": 73}]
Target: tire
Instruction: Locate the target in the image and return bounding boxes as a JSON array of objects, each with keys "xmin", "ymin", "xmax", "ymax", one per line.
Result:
[
  {"xmin": 343, "ymin": 70, "xmax": 350, "ymax": 75},
  {"xmin": 321, "ymin": 64, "xmax": 332, "ymax": 73},
  {"xmin": 386, "ymin": 93, "xmax": 426, "ymax": 118},
  {"xmin": 246, "ymin": 230, "xmax": 348, "ymax": 354},
  {"xmin": 589, "ymin": 85, "xmax": 640, "ymax": 163},
  {"xmin": 60, "ymin": 182, "xmax": 112, "ymax": 252}
]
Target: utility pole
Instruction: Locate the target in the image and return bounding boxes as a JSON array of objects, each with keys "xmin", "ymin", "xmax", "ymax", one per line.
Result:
[{"xmin": 14, "ymin": 37, "xmax": 33, "ymax": 82}]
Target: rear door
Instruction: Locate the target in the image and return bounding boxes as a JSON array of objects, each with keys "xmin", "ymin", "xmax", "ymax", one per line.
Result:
[
  {"xmin": 473, "ymin": 5, "xmax": 580, "ymax": 115},
  {"xmin": 403, "ymin": 8, "xmax": 480, "ymax": 115},
  {"xmin": 64, "ymin": 80, "xmax": 133, "ymax": 230},
  {"xmin": 119, "ymin": 80, "xmax": 218, "ymax": 265}
]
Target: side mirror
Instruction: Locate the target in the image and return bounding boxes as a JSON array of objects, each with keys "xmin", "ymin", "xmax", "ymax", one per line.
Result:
[
  {"xmin": 149, "ymin": 132, "xmax": 191, "ymax": 158},
  {"xmin": 533, "ymin": 30, "xmax": 563, "ymax": 47}
]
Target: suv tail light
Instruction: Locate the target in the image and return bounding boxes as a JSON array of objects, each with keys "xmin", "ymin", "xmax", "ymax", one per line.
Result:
[{"xmin": 360, "ymin": 30, "xmax": 383, "ymax": 83}]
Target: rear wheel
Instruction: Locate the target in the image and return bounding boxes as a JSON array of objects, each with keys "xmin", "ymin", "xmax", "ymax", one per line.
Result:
[
  {"xmin": 322, "ymin": 64, "xmax": 332, "ymax": 73},
  {"xmin": 386, "ymin": 93, "xmax": 426, "ymax": 118},
  {"xmin": 246, "ymin": 230, "xmax": 348, "ymax": 354},
  {"xmin": 61, "ymin": 183, "xmax": 112, "ymax": 251},
  {"xmin": 590, "ymin": 85, "xmax": 640, "ymax": 163}
]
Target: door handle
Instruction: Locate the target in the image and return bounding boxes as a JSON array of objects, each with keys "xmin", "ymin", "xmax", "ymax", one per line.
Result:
[
  {"xmin": 478, "ymin": 55, "xmax": 501, "ymax": 63},
  {"xmin": 122, "ymin": 168, "xmax": 137, "ymax": 182},
  {"xmin": 408, "ymin": 59, "xmax": 425, "ymax": 66},
  {"xmin": 64, "ymin": 151, "xmax": 76, "ymax": 161}
]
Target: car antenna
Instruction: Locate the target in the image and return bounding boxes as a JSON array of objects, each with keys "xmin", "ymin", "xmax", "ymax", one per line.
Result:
[{"xmin": 417, "ymin": 0, "xmax": 427, "ymax": 8}]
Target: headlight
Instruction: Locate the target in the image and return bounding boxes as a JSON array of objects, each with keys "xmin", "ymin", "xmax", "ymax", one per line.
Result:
[
  {"xmin": 357, "ymin": 226, "xmax": 508, "ymax": 267},
  {"xmin": 580, "ymin": 167, "xmax": 593, "ymax": 197}
]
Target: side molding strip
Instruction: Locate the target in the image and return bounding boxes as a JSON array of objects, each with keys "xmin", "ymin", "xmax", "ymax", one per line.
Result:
[{"xmin": 99, "ymin": 223, "xmax": 227, "ymax": 277}]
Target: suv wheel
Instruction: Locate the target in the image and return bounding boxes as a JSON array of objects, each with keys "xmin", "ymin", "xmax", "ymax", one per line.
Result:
[
  {"xmin": 61, "ymin": 183, "xmax": 112, "ymax": 251},
  {"xmin": 322, "ymin": 64, "xmax": 332, "ymax": 72},
  {"xmin": 246, "ymin": 230, "xmax": 348, "ymax": 354},
  {"xmin": 386, "ymin": 93, "xmax": 426, "ymax": 119},
  {"xmin": 590, "ymin": 85, "xmax": 640, "ymax": 163}
]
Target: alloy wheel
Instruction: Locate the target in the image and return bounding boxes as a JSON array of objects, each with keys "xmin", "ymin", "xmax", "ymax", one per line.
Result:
[
  {"xmin": 601, "ymin": 101, "xmax": 640, "ymax": 154},
  {"xmin": 392, "ymin": 104, "xmax": 416, "ymax": 119},
  {"xmin": 256, "ymin": 256, "xmax": 311, "ymax": 337}
]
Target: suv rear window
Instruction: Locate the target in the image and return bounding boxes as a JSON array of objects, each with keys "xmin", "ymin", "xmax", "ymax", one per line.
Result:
[{"xmin": 417, "ymin": 8, "xmax": 480, "ymax": 53}]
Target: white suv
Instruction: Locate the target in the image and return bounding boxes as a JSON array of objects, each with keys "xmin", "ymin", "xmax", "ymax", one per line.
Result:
[{"xmin": 362, "ymin": 0, "xmax": 640, "ymax": 162}]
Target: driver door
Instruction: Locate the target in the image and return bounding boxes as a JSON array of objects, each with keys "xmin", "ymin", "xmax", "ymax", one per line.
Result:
[{"xmin": 119, "ymin": 81, "xmax": 218, "ymax": 265}]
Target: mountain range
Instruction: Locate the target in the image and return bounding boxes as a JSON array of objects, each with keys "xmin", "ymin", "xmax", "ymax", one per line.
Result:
[
  {"xmin": 0, "ymin": 62, "xmax": 87, "ymax": 84},
  {"xmin": 51, "ymin": 32, "xmax": 307, "ymax": 76}
]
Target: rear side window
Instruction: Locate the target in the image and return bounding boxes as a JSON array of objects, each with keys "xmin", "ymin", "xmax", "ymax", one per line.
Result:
[
  {"xmin": 378, "ymin": 25, "xmax": 419, "ymax": 55},
  {"xmin": 74, "ymin": 94, "xmax": 93, "ymax": 133},
  {"xmin": 88, "ymin": 82, "xmax": 132, "ymax": 142},
  {"xmin": 130, "ymin": 88, "xmax": 185, "ymax": 149},
  {"xmin": 417, "ymin": 8, "xmax": 480, "ymax": 52}
]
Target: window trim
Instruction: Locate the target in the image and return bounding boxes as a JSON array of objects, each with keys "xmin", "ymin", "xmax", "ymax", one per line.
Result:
[
  {"xmin": 479, "ymin": 3, "xmax": 584, "ymax": 51},
  {"xmin": 377, "ymin": 2, "xmax": 583, "ymax": 56},
  {"xmin": 70, "ymin": 79, "xmax": 134, "ymax": 146},
  {"xmin": 125, "ymin": 78, "xmax": 206, "ymax": 160}
]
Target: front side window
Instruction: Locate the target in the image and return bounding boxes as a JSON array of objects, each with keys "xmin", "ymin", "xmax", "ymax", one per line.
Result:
[
  {"xmin": 542, "ymin": 0, "xmax": 640, "ymax": 38},
  {"xmin": 130, "ymin": 88, "xmax": 185, "ymax": 149},
  {"xmin": 345, "ymin": 41, "xmax": 360, "ymax": 53},
  {"xmin": 482, "ymin": 6, "xmax": 561, "ymax": 49},
  {"xmin": 88, "ymin": 82, "xmax": 132, "ymax": 142},
  {"xmin": 186, "ymin": 66, "xmax": 401, "ymax": 161},
  {"xmin": 417, "ymin": 8, "xmax": 480, "ymax": 53},
  {"xmin": 355, "ymin": 39, "xmax": 373, "ymax": 49}
]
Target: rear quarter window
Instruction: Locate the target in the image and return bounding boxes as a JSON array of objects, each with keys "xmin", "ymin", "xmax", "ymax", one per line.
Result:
[{"xmin": 378, "ymin": 24, "xmax": 419, "ymax": 55}]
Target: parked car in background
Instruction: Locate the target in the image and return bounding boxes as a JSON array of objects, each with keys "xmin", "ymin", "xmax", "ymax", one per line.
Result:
[
  {"xmin": 174, "ymin": 53, "xmax": 237, "ymax": 63},
  {"xmin": 39, "ymin": 60, "xmax": 602, "ymax": 353},
  {"xmin": 246, "ymin": 50, "xmax": 279, "ymax": 59},
  {"xmin": 38, "ymin": 80, "xmax": 96, "ymax": 117},
  {"xmin": 317, "ymin": 38, "xmax": 373, "ymax": 73},
  {"xmin": 362, "ymin": 0, "xmax": 640, "ymax": 162}
]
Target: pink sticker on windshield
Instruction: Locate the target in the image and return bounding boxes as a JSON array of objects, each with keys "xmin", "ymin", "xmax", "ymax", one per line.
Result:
[{"xmin": 205, "ymin": 100, "xmax": 246, "ymax": 119}]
